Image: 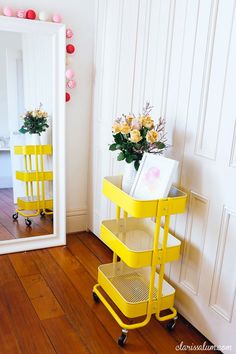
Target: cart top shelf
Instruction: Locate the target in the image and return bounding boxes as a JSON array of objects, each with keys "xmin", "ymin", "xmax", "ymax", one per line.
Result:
[
  {"xmin": 103, "ymin": 176, "xmax": 187, "ymax": 218},
  {"xmin": 14, "ymin": 145, "xmax": 52, "ymax": 155}
]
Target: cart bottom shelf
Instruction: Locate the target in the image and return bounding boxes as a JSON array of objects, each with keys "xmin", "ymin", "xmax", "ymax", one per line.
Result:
[
  {"xmin": 17, "ymin": 196, "xmax": 53, "ymax": 210},
  {"xmin": 98, "ymin": 262, "xmax": 175, "ymax": 318}
]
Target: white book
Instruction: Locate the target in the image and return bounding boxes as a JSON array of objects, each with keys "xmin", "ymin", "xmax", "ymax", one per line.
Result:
[{"xmin": 130, "ymin": 153, "xmax": 179, "ymax": 200}]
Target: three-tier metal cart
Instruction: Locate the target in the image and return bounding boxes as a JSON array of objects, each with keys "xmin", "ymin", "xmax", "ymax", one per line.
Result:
[
  {"xmin": 93, "ymin": 175, "xmax": 187, "ymax": 346},
  {"xmin": 12, "ymin": 145, "xmax": 53, "ymax": 226}
]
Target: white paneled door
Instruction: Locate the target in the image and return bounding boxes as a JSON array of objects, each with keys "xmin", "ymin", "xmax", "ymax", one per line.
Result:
[{"xmin": 89, "ymin": 0, "xmax": 236, "ymax": 351}]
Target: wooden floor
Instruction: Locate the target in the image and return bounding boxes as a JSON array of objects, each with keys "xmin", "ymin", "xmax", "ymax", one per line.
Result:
[
  {"xmin": 0, "ymin": 188, "xmax": 53, "ymax": 239},
  {"xmin": 0, "ymin": 232, "xmax": 220, "ymax": 354}
]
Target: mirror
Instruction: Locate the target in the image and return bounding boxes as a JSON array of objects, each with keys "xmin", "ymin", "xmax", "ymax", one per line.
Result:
[{"xmin": 0, "ymin": 16, "xmax": 65, "ymax": 254}]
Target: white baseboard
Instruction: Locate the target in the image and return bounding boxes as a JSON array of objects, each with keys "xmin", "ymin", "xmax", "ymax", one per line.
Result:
[{"xmin": 66, "ymin": 208, "xmax": 88, "ymax": 233}]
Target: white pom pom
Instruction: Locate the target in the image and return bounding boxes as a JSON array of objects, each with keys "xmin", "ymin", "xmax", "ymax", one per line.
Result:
[
  {"xmin": 66, "ymin": 56, "xmax": 73, "ymax": 66},
  {"xmin": 39, "ymin": 11, "xmax": 49, "ymax": 21}
]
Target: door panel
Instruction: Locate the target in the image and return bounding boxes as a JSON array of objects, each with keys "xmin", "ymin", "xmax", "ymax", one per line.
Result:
[{"xmin": 90, "ymin": 1, "xmax": 236, "ymax": 350}]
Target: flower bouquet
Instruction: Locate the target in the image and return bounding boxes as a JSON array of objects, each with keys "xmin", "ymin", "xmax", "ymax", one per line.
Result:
[
  {"xmin": 109, "ymin": 102, "xmax": 167, "ymax": 171},
  {"xmin": 19, "ymin": 103, "xmax": 49, "ymax": 136}
]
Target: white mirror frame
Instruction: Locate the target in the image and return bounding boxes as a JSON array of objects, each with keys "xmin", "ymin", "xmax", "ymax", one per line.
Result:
[{"xmin": 0, "ymin": 16, "xmax": 66, "ymax": 254}]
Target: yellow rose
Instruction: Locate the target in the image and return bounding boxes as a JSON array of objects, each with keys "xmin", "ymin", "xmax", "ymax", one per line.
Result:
[
  {"xmin": 112, "ymin": 123, "xmax": 121, "ymax": 134},
  {"xmin": 146, "ymin": 130, "xmax": 158, "ymax": 143},
  {"xmin": 120, "ymin": 122, "xmax": 131, "ymax": 134},
  {"xmin": 140, "ymin": 115, "xmax": 154, "ymax": 129},
  {"xmin": 130, "ymin": 129, "xmax": 142, "ymax": 143},
  {"xmin": 125, "ymin": 114, "xmax": 134, "ymax": 125}
]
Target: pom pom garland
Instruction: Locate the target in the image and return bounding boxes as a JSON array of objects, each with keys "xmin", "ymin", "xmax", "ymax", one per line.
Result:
[
  {"xmin": 16, "ymin": 10, "xmax": 26, "ymax": 18},
  {"xmin": 66, "ymin": 69, "xmax": 75, "ymax": 79},
  {"xmin": 66, "ymin": 28, "xmax": 73, "ymax": 38},
  {"xmin": 26, "ymin": 9, "xmax": 36, "ymax": 20},
  {"xmin": 66, "ymin": 92, "xmax": 71, "ymax": 102},
  {"xmin": 3, "ymin": 7, "xmax": 13, "ymax": 16},
  {"xmin": 2, "ymin": 4, "xmax": 77, "ymax": 103},
  {"xmin": 66, "ymin": 44, "xmax": 75, "ymax": 54},
  {"xmin": 67, "ymin": 80, "xmax": 76, "ymax": 89},
  {"xmin": 39, "ymin": 11, "xmax": 49, "ymax": 21},
  {"xmin": 52, "ymin": 14, "xmax": 62, "ymax": 23}
]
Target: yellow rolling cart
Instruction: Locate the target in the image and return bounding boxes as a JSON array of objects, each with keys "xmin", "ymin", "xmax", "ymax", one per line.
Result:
[
  {"xmin": 12, "ymin": 145, "xmax": 53, "ymax": 227},
  {"xmin": 93, "ymin": 175, "xmax": 187, "ymax": 346}
]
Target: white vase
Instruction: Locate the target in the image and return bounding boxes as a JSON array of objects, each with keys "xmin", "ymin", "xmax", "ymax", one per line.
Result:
[
  {"xmin": 25, "ymin": 134, "xmax": 41, "ymax": 146},
  {"xmin": 122, "ymin": 162, "xmax": 137, "ymax": 194}
]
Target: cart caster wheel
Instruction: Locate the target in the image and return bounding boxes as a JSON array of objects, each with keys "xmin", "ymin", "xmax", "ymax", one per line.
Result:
[
  {"xmin": 166, "ymin": 316, "xmax": 178, "ymax": 331},
  {"xmin": 25, "ymin": 218, "xmax": 32, "ymax": 227},
  {"xmin": 12, "ymin": 213, "xmax": 18, "ymax": 221},
  {"xmin": 118, "ymin": 329, "xmax": 128, "ymax": 347},
  {"xmin": 118, "ymin": 333, "xmax": 127, "ymax": 347},
  {"xmin": 92, "ymin": 292, "xmax": 100, "ymax": 303},
  {"xmin": 40, "ymin": 211, "xmax": 45, "ymax": 217}
]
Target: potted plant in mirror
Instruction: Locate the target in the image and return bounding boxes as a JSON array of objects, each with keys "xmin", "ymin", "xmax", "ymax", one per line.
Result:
[
  {"xmin": 19, "ymin": 103, "xmax": 49, "ymax": 145},
  {"xmin": 109, "ymin": 102, "xmax": 167, "ymax": 193}
]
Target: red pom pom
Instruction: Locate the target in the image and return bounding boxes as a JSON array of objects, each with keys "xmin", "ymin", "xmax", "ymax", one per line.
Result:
[
  {"xmin": 66, "ymin": 44, "xmax": 75, "ymax": 54},
  {"xmin": 66, "ymin": 92, "xmax": 71, "ymax": 102},
  {"xmin": 26, "ymin": 9, "xmax": 36, "ymax": 20}
]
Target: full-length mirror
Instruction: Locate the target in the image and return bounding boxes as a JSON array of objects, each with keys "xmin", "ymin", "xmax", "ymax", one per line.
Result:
[{"xmin": 0, "ymin": 16, "xmax": 65, "ymax": 253}]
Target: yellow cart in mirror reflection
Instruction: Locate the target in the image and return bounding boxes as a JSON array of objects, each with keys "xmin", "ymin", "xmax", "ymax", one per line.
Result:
[{"xmin": 12, "ymin": 145, "xmax": 53, "ymax": 227}]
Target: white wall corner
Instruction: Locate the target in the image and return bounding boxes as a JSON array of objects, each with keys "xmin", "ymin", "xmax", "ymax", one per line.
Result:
[{"xmin": 66, "ymin": 208, "xmax": 88, "ymax": 233}]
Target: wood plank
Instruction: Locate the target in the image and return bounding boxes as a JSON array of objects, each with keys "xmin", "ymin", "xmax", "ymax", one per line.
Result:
[
  {"xmin": 0, "ymin": 286, "xmax": 23, "ymax": 354},
  {"xmin": 49, "ymin": 246, "xmax": 156, "ymax": 354},
  {"xmin": 42, "ymin": 316, "xmax": 90, "ymax": 354},
  {"xmin": 9, "ymin": 252, "xmax": 40, "ymax": 277},
  {"xmin": 20, "ymin": 273, "xmax": 64, "ymax": 320},
  {"xmin": 67, "ymin": 234, "xmax": 101, "ymax": 279},
  {"xmin": 31, "ymin": 249, "xmax": 123, "ymax": 354},
  {"xmin": 0, "ymin": 256, "xmax": 55, "ymax": 354},
  {"xmin": 77, "ymin": 232, "xmax": 113, "ymax": 264},
  {"xmin": 0, "ymin": 223, "xmax": 15, "ymax": 240},
  {"xmin": 0, "ymin": 188, "xmax": 53, "ymax": 238}
]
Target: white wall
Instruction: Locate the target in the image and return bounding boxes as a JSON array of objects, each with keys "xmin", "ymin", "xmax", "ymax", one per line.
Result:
[
  {"xmin": 1, "ymin": 0, "xmax": 95, "ymax": 231},
  {"xmin": 0, "ymin": 31, "xmax": 21, "ymax": 188}
]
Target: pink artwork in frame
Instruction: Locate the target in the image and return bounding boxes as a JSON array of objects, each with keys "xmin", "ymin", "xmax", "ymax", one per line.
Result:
[{"xmin": 130, "ymin": 153, "xmax": 179, "ymax": 200}]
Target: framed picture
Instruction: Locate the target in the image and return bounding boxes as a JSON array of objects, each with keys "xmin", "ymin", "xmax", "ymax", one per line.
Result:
[{"xmin": 130, "ymin": 153, "xmax": 179, "ymax": 200}]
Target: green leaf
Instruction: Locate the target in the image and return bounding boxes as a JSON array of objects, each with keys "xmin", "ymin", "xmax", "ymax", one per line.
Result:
[
  {"xmin": 19, "ymin": 127, "xmax": 27, "ymax": 134},
  {"xmin": 117, "ymin": 152, "xmax": 125, "ymax": 161},
  {"xmin": 109, "ymin": 143, "xmax": 117, "ymax": 151},
  {"xmin": 156, "ymin": 142, "xmax": 166, "ymax": 149},
  {"xmin": 125, "ymin": 155, "xmax": 134, "ymax": 163},
  {"xmin": 114, "ymin": 133, "xmax": 123, "ymax": 144},
  {"xmin": 134, "ymin": 160, "xmax": 140, "ymax": 171}
]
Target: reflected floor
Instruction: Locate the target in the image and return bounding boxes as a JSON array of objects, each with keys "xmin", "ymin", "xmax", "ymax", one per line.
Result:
[{"xmin": 0, "ymin": 188, "xmax": 53, "ymax": 240}]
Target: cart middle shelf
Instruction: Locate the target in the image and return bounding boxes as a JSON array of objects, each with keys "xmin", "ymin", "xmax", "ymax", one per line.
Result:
[{"xmin": 101, "ymin": 217, "xmax": 181, "ymax": 268}]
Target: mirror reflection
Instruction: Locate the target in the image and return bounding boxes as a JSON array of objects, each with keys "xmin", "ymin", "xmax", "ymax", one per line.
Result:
[{"xmin": 0, "ymin": 30, "xmax": 54, "ymax": 240}]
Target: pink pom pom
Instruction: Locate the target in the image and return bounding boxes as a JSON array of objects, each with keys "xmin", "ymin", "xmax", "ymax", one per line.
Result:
[
  {"xmin": 66, "ymin": 69, "xmax": 75, "ymax": 80},
  {"xmin": 66, "ymin": 28, "xmax": 73, "ymax": 38},
  {"xmin": 52, "ymin": 14, "xmax": 62, "ymax": 23},
  {"xmin": 16, "ymin": 10, "xmax": 26, "ymax": 18},
  {"xmin": 67, "ymin": 80, "xmax": 77, "ymax": 89},
  {"xmin": 3, "ymin": 7, "xmax": 13, "ymax": 17}
]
